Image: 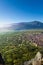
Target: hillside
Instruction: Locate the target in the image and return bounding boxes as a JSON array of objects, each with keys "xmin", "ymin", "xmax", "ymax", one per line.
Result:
[
  {"xmin": 9, "ymin": 21, "xmax": 43, "ymax": 30},
  {"xmin": 0, "ymin": 31, "xmax": 43, "ymax": 65},
  {"xmin": 0, "ymin": 21, "xmax": 43, "ymax": 32},
  {"xmin": 2, "ymin": 21, "xmax": 43, "ymax": 31}
]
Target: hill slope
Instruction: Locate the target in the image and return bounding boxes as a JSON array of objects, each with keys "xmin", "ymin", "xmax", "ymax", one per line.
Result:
[
  {"xmin": 0, "ymin": 21, "xmax": 43, "ymax": 31},
  {"xmin": 10, "ymin": 21, "xmax": 43, "ymax": 30}
]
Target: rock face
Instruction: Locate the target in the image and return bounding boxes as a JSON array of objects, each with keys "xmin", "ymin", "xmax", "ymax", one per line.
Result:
[
  {"xmin": 24, "ymin": 52, "xmax": 43, "ymax": 65},
  {"xmin": 32, "ymin": 52, "xmax": 42, "ymax": 65},
  {"xmin": 0, "ymin": 53, "xmax": 5, "ymax": 65}
]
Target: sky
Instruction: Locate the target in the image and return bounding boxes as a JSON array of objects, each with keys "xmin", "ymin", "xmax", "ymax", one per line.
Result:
[{"xmin": 0, "ymin": 0, "xmax": 43, "ymax": 26}]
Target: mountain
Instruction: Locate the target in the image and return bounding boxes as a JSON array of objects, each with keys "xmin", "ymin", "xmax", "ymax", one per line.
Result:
[
  {"xmin": 9, "ymin": 21, "xmax": 43, "ymax": 30},
  {"xmin": 0, "ymin": 21, "xmax": 43, "ymax": 31}
]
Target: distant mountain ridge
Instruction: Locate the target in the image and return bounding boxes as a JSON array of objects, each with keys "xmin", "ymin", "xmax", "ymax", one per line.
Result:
[
  {"xmin": 0, "ymin": 21, "xmax": 43, "ymax": 31},
  {"xmin": 9, "ymin": 21, "xmax": 43, "ymax": 30}
]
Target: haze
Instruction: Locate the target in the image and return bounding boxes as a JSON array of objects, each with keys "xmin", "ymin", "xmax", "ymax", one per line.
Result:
[{"xmin": 0, "ymin": 0, "xmax": 43, "ymax": 28}]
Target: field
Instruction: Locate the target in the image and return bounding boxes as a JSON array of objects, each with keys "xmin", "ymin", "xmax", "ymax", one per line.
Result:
[{"xmin": 0, "ymin": 30, "xmax": 43, "ymax": 65}]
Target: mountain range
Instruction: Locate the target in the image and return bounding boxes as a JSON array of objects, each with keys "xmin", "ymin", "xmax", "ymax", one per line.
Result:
[
  {"xmin": 8, "ymin": 21, "xmax": 43, "ymax": 30},
  {"xmin": 0, "ymin": 21, "xmax": 43, "ymax": 31}
]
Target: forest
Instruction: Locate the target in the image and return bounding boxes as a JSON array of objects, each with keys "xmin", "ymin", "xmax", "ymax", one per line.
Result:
[{"xmin": 0, "ymin": 30, "xmax": 43, "ymax": 65}]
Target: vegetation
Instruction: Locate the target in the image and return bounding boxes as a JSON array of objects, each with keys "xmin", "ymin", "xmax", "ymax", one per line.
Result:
[{"xmin": 0, "ymin": 31, "xmax": 43, "ymax": 65}]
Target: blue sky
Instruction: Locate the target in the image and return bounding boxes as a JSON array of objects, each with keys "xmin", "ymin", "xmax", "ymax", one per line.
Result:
[{"xmin": 0, "ymin": 0, "xmax": 43, "ymax": 24}]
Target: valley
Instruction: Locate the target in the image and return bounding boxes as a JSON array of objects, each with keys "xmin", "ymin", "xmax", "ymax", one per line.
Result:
[{"xmin": 0, "ymin": 30, "xmax": 43, "ymax": 65}]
